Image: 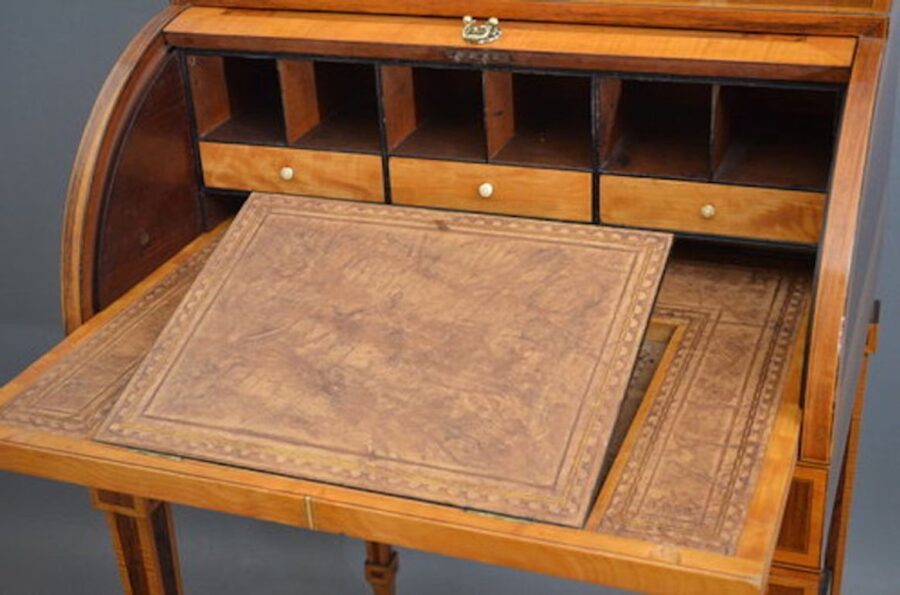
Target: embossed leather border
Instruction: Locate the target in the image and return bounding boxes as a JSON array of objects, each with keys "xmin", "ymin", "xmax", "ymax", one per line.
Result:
[
  {"xmin": 595, "ymin": 260, "xmax": 810, "ymax": 553},
  {"xmin": 96, "ymin": 194, "xmax": 672, "ymax": 527},
  {"xmin": 0, "ymin": 242, "xmax": 214, "ymax": 436}
]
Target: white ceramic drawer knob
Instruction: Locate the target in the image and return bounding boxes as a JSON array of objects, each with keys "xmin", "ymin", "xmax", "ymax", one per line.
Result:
[
  {"xmin": 699, "ymin": 203, "xmax": 716, "ymax": 220},
  {"xmin": 478, "ymin": 182, "xmax": 495, "ymax": 199},
  {"xmin": 279, "ymin": 166, "xmax": 295, "ymax": 181}
]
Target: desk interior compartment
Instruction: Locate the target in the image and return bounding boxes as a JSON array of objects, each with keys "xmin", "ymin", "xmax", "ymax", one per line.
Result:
[
  {"xmin": 599, "ymin": 79, "xmax": 712, "ymax": 180},
  {"xmin": 278, "ymin": 59, "xmax": 381, "ymax": 153},
  {"xmin": 484, "ymin": 72, "xmax": 593, "ymax": 170},
  {"xmin": 187, "ymin": 55, "xmax": 286, "ymax": 145},
  {"xmin": 382, "ymin": 65, "xmax": 486, "ymax": 162},
  {"xmin": 711, "ymin": 85, "xmax": 841, "ymax": 191}
]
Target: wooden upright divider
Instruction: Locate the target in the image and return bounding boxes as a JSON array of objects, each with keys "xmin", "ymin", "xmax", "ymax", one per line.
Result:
[
  {"xmin": 596, "ymin": 78, "xmax": 624, "ymax": 166},
  {"xmin": 483, "ymin": 71, "xmax": 515, "ymax": 160},
  {"xmin": 380, "ymin": 65, "xmax": 417, "ymax": 151},
  {"xmin": 709, "ymin": 84, "xmax": 731, "ymax": 176},
  {"xmin": 185, "ymin": 55, "xmax": 230, "ymax": 137},
  {"xmin": 277, "ymin": 59, "xmax": 320, "ymax": 144}
]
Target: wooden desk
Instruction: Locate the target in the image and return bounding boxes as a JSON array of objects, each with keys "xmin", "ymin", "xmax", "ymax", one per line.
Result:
[{"xmin": 1, "ymin": 2, "xmax": 893, "ymax": 593}]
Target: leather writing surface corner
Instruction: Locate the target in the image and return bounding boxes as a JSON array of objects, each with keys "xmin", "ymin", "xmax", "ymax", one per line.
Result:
[{"xmin": 95, "ymin": 193, "xmax": 671, "ymax": 527}]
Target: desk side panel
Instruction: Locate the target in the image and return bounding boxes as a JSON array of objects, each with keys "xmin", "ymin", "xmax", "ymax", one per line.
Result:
[
  {"xmin": 803, "ymin": 39, "xmax": 885, "ymax": 464},
  {"xmin": 62, "ymin": 7, "xmax": 204, "ymax": 332},
  {"xmin": 821, "ymin": 20, "xmax": 900, "ymax": 568}
]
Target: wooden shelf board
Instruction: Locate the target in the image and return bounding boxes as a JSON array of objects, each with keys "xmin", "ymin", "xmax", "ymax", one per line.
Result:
[
  {"xmin": 604, "ymin": 131, "xmax": 711, "ymax": 180},
  {"xmin": 291, "ymin": 102, "xmax": 381, "ymax": 154},
  {"xmin": 492, "ymin": 127, "xmax": 593, "ymax": 171},
  {"xmin": 204, "ymin": 110, "xmax": 286, "ymax": 146},
  {"xmin": 392, "ymin": 118, "xmax": 487, "ymax": 162},
  {"xmin": 714, "ymin": 129, "xmax": 833, "ymax": 192}
]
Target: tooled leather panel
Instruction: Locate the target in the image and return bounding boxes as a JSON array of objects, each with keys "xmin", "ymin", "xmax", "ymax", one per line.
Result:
[
  {"xmin": 595, "ymin": 258, "xmax": 810, "ymax": 554},
  {"xmin": 0, "ymin": 240, "xmax": 216, "ymax": 436},
  {"xmin": 95, "ymin": 193, "xmax": 672, "ymax": 527}
]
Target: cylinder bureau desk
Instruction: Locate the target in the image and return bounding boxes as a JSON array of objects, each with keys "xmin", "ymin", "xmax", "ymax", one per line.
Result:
[{"xmin": 0, "ymin": 1, "xmax": 896, "ymax": 594}]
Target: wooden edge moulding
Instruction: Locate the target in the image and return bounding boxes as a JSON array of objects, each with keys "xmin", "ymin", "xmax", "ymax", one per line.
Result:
[
  {"xmin": 176, "ymin": 1, "xmax": 890, "ymax": 38},
  {"xmin": 164, "ymin": 8, "xmax": 859, "ymax": 83}
]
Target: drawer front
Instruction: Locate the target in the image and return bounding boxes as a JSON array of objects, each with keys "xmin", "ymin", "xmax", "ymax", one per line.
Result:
[
  {"xmin": 774, "ymin": 465, "xmax": 828, "ymax": 569},
  {"xmin": 390, "ymin": 158, "xmax": 592, "ymax": 222},
  {"xmin": 766, "ymin": 566, "xmax": 821, "ymax": 595},
  {"xmin": 600, "ymin": 175, "xmax": 825, "ymax": 244},
  {"xmin": 200, "ymin": 142, "xmax": 385, "ymax": 202}
]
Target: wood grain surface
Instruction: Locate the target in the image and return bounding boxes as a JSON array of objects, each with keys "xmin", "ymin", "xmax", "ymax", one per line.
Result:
[
  {"xmin": 803, "ymin": 38, "xmax": 884, "ymax": 463},
  {"xmin": 94, "ymin": 53, "xmax": 204, "ymax": 311},
  {"xmin": 391, "ymin": 158, "xmax": 592, "ymax": 222},
  {"xmin": 163, "ymin": 8, "xmax": 857, "ymax": 82},
  {"xmin": 200, "ymin": 142, "xmax": 385, "ymax": 202},
  {"xmin": 96, "ymin": 194, "xmax": 671, "ymax": 527},
  {"xmin": 180, "ymin": 0, "xmax": 889, "ymax": 38},
  {"xmin": 600, "ymin": 176, "xmax": 825, "ymax": 244}
]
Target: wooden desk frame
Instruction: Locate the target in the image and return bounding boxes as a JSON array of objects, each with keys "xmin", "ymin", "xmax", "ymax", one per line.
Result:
[{"xmin": 2, "ymin": 2, "xmax": 892, "ymax": 594}]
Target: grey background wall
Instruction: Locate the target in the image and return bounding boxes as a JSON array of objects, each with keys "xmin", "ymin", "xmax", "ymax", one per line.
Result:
[{"xmin": 0, "ymin": 1, "xmax": 897, "ymax": 593}]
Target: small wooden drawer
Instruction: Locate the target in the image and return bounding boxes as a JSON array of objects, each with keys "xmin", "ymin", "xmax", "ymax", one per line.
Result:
[
  {"xmin": 774, "ymin": 464, "xmax": 828, "ymax": 569},
  {"xmin": 199, "ymin": 142, "xmax": 385, "ymax": 202},
  {"xmin": 600, "ymin": 175, "xmax": 825, "ymax": 244},
  {"xmin": 766, "ymin": 566, "xmax": 821, "ymax": 595},
  {"xmin": 390, "ymin": 158, "xmax": 592, "ymax": 222}
]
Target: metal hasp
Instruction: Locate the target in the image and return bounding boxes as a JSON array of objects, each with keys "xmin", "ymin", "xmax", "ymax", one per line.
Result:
[{"xmin": 462, "ymin": 16, "xmax": 502, "ymax": 45}]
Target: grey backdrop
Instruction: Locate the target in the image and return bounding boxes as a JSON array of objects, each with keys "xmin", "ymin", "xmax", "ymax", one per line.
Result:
[{"xmin": 0, "ymin": 2, "xmax": 897, "ymax": 593}]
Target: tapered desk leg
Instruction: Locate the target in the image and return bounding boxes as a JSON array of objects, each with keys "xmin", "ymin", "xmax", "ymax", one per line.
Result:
[
  {"xmin": 364, "ymin": 541, "xmax": 399, "ymax": 595},
  {"xmin": 90, "ymin": 490, "xmax": 183, "ymax": 595}
]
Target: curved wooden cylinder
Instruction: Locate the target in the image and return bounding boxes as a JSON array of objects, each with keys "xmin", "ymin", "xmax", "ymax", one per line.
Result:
[{"xmin": 62, "ymin": 6, "xmax": 203, "ymax": 333}]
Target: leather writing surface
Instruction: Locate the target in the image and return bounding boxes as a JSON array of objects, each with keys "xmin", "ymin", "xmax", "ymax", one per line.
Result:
[
  {"xmin": 96, "ymin": 193, "xmax": 671, "ymax": 527},
  {"xmin": 595, "ymin": 256, "xmax": 811, "ymax": 553},
  {"xmin": 0, "ymin": 240, "xmax": 215, "ymax": 436}
]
